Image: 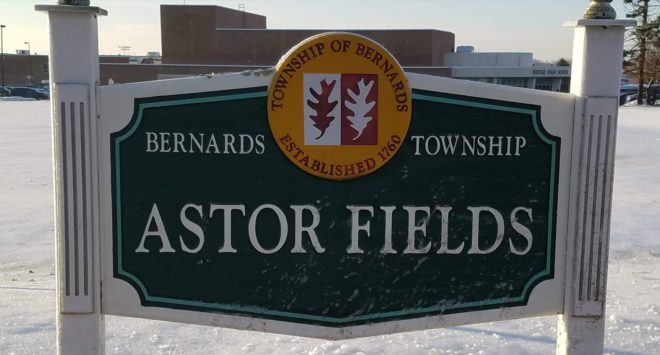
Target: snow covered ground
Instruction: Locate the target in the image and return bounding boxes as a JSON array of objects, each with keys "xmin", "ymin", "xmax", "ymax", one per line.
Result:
[{"xmin": 0, "ymin": 101, "xmax": 658, "ymax": 354}]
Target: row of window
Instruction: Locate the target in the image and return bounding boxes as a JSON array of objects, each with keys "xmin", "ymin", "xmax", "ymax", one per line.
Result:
[{"xmin": 462, "ymin": 77, "xmax": 569, "ymax": 92}]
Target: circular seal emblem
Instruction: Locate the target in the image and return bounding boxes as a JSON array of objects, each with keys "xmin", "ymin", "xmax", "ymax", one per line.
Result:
[{"xmin": 267, "ymin": 32, "xmax": 412, "ymax": 180}]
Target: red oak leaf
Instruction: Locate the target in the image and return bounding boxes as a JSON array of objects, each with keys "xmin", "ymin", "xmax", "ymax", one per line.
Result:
[{"xmin": 307, "ymin": 79, "xmax": 338, "ymax": 139}]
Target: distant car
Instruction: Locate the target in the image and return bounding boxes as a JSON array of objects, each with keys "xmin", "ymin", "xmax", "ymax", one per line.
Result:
[
  {"xmin": 0, "ymin": 86, "xmax": 10, "ymax": 97},
  {"xmin": 9, "ymin": 87, "xmax": 50, "ymax": 100},
  {"xmin": 620, "ymin": 93, "xmax": 638, "ymax": 105},
  {"xmin": 28, "ymin": 85, "xmax": 49, "ymax": 93},
  {"xmin": 620, "ymin": 93, "xmax": 636, "ymax": 105},
  {"xmin": 620, "ymin": 84, "xmax": 637, "ymax": 91},
  {"xmin": 620, "ymin": 84, "xmax": 638, "ymax": 105},
  {"xmin": 620, "ymin": 84, "xmax": 660, "ymax": 105}
]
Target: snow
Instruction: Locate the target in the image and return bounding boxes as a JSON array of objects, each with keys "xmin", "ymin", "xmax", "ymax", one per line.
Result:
[
  {"xmin": 0, "ymin": 97, "xmax": 37, "ymax": 102},
  {"xmin": 0, "ymin": 101, "xmax": 659, "ymax": 354}
]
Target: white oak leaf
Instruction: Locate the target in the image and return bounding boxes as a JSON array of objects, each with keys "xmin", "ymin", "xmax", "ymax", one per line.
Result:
[{"xmin": 345, "ymin": 79, "xmax": 375, "ymax": 140}]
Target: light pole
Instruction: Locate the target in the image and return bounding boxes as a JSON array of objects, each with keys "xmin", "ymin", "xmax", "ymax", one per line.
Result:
[
  {"xmin": 24, "ymin": 41, "xmax": 32, "ymax": 85},
  {"xmin": 118, "ymin": 45, "xmax": 131, "ymax": 56},
  {"xmin": 1, "ymin": 25, "xmax": 5, "ymax": 88}
]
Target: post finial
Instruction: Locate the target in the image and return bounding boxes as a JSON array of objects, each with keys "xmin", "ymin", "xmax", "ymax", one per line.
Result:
[
  {"xmin": 58, "ymin": 0, "xmax": 90, "ymax": 5},
  {"xmin": 584, "ymin": 0, "xmax": 616, "ymax": 19}
]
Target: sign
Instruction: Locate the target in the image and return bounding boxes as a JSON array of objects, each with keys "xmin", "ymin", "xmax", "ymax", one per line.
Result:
[
  {"xmin": 100, "ymin": 35, "xmax": 572, "ymax": 333},
  {"xmin": 532, "ymin": 68, "xmax": 571, "ymax": 77},
  {"xmin": 40, "ymin": 3, "xmax": 629, "ymax": 351}
]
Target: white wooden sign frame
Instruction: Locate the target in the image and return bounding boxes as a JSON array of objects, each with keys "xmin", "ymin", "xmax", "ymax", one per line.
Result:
[{"xmin": 36, "ymin": 3, "xmax": 634, "ymax": 354}]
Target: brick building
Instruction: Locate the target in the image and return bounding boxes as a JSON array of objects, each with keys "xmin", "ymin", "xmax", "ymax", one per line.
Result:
[
  {"xmin": 98, "ymin": 5, "xmax": 455, "ymax": 84},
  {"xmin": 0, "ymin": 53, "xmax": 49, "ymax": 86},
  {"xmin": 0, "ymin": 53, "xmax": 127, "ymax": 87},
  {"xmin": 2, "ymin": 4, "xmax": 569, "ymax": 92}
]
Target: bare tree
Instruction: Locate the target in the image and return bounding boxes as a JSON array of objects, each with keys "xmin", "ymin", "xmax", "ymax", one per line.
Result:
[{"xmin": 623, "ymin": 0, "xmax": 660, "ymax": 103}]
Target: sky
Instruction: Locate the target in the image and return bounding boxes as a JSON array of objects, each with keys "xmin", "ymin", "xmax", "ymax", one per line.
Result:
[{"xmin": 1, "ymin": 0, "xmax": 629, "ymax": 61}]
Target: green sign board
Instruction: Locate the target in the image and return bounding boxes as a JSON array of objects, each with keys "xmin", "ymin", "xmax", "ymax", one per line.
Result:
[{"xmin": 111, "ymin": 86, "xmax": 559, "ymax": 327}]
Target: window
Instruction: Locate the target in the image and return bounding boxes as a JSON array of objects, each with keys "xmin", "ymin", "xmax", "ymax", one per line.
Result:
[
  {"xmin": 41, "ymin": 63, "xmax": 49, "ymax": 73},
  {"xmin": 535, "ymin": 78, "xmax": 554, "ymax": 91},
  {"xmin": 499, "ymin": 78, "xmax": 527, "ymax": 88}
]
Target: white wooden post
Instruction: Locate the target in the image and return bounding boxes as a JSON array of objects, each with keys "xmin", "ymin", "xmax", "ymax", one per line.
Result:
[
  {"xmin": 36, "ymin": 3, "xmax": 107, "ymax": 355},
  {"xmin": 557, "ymin": 5, "xmax": 635, "ymax": 354}
]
